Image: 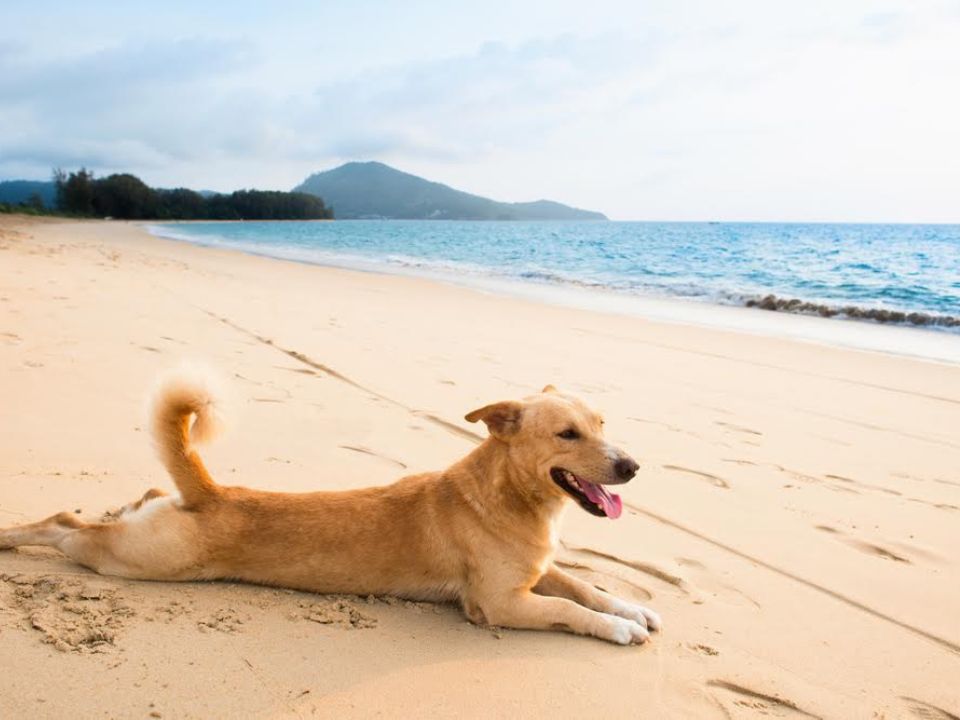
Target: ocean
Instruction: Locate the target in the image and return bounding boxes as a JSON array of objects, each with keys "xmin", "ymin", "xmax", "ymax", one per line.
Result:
[{"xmin": 147, "ymin": 220, "xmax": 960, "ymax": 361}]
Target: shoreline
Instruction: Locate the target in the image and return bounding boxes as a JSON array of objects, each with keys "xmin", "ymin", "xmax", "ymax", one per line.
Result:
[{"xmin": 144, "ymin": 220, "xmax": 960, "ymax": 365}]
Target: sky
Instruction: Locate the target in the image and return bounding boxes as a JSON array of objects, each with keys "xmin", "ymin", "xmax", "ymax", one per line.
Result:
[{"xmin": 1, "ymin": 0, "xmax": 958, "ymax": 221}]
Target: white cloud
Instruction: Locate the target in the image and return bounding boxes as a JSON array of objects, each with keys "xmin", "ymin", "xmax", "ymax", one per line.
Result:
[{"xmin": 0, "ymin": 0, "xmax": 958, "ymax": 219}]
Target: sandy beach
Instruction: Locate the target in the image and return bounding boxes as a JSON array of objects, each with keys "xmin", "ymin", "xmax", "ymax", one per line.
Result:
[{"xmin": 1, "ymin": 215, "xmax": 958, "ymax": 718}]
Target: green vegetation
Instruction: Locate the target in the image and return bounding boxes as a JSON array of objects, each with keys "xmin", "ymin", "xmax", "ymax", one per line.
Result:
[
  {"xmin": 51, "ymin": 169, "xmax": 333, "ymax": 220},
  {"xmin": 294, "ymin": 161, "xmax": 607, "ymax": 220},
  {"xmin": 0, "ymin": 201, "xmax": 55, "ymax": 216},
  {"xmin": 0, "ymin": 171, "xmax": 333, "ymax": 220}
]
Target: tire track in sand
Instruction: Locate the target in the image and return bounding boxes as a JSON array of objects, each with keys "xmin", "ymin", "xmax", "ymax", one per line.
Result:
[{"xmin": 201, "ymin": 309, "xmax": 485, "ymax": 445}]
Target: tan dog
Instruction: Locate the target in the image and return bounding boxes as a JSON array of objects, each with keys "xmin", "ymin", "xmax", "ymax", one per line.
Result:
[{"xmin": 0, "ymin": 373, "xmax": 660, "ymax": 644}]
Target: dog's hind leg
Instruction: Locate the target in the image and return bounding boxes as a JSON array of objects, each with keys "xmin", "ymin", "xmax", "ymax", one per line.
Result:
[
  {"xmin": 0, "ymin": 498, "xmax": 204, "ymax": 581},
  {"xmin": 469, "ymin": 588, "xmax": 650, "ymax": 645},
  {"xmin": 0, "ymin": 513, "xmax": 143, "ymax": 577},
  {"xmin": 534, "ymin": 564, "xmax": 661, "ymax": 631},
  {"xmin": 0, "ymin": 511, "xmax": 89, "ymax": 551}
]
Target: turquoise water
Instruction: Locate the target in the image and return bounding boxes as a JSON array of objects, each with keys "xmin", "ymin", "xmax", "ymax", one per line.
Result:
[{"xmin": 148, "ymin": 220, "xmax": 960, "ymax": 331}]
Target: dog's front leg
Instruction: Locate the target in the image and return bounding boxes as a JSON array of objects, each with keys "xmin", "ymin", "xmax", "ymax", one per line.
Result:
[
  {"xmin": 534, "ymin": 564, "xmax": 662, "ymax": 632},
  {"xmin": 472, "ymin": 589, "xmax": 650, "ymax": 645}
]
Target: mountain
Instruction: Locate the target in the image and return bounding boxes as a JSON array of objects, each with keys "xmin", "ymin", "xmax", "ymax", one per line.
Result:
[
  {"xmin": 293, "ymin": 162, "xmax": 607, "ymax": 220},
  {"xmin": 0, "ymin": 180, "xmax": 56, "ymax": 207}
]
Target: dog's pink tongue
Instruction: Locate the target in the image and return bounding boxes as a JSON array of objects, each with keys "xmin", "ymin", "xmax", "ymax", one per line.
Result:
[{"xmin": 581, "ymin": 481, "xmax": 623, "ymax": 519}]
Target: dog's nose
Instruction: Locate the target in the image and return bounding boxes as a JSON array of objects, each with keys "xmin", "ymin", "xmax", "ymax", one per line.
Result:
[{"xmin": 614, "ymin": 457, "xmax": 639, "ymax": 481}]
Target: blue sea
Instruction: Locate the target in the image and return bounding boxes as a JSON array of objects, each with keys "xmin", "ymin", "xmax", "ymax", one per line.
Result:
[{"xmin": 147, "ymin": 220, "xmax": 960, "ymax": 356}]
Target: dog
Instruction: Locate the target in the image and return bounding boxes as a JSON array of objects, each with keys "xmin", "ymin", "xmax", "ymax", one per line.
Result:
[{"xmin": 0, "ymin": 372, "xmax": 660, "ymax": 645}]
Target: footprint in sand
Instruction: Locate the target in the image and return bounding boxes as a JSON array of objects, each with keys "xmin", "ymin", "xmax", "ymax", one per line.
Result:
[
  {"xmin": 628, "ymin": 417, "xmax": 704, "ymax": 440},
  {"xmin": 824, "ymin": 483, "xmax": 861, "ymax": 495},
  {"xmin": 275, "ymin": 365, "xmax": 317, "ymax": 375},
  {"xmin": 824, "ymin": 475, "xmax": 958, "ymax": 511},
  {"xmin": 688, "ymin": 642, "xmax": 720, "ymax": 656},
  {"xmin": 810, "ymin": 432, "xmax": 851, "ymax": 447},
  {"xmin": 814, "ymin": 525, "xmax": 912, "ymax": 563},
  {"xmin": 709, "ymin": 680, "xmax": 822, "ymax": 718},
  {"xmin": 894, "ymin": 472, "xmax": 960, "ymax": 491},
  {"xmin": 823, "ymin": 526, "xmax": 947, "ymax": 565},
  {"xmin": 338, "ymin": 445, "xmax": 408, "ymax": 470},
  {"xmin": 553, "ymin": 559, "xmax": 653, "ymax": 602},
  {"xmin": 662, "ymin": 464, "xmax": 730, "ymax": 489},
  {"xmin": 714, "ymin": 420, "xmax": 762, "ymax": 436},
  {"xmin": 907, "ymin": 497, "xmax": 960, "ymax": 512},
  {"xmin": 825, "ymin": 474, "xmax": 902, "ymax": 496},
  {"xmin": 900, "ymin": 696, "xmax": 960, "ymax": 720},
  {"xmin": 721, "ymin": 458, "xmax": 758, "ymax": 466},
  {"xmin": 561, "ymin": 544, "xmax": 692, "ymax": 598},
  {"xmin": 930, "ymin": 477, "xmax": 960, "ymax": 489},
  {"xmin": 675, "ymin": 556, "xmax": 760, "ymax": 610},
  {"xmin": 732, "ymin": 462, "xmax": 872, "ymax": 495}
]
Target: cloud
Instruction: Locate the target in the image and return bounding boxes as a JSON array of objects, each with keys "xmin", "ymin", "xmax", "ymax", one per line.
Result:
[
  {"xmin": 0, "ymin": 31, "xmax": 658, "ymax": 183},
  {"xmin": 1, "ymin": 1, "xmax": 958, "ymax": 220},
  {"xmin": 0, "ymin": 37, "xmax": 254, "ymax": 103},
  {"xmin": 0, "ymin": 37, "xmax": 257, "ymax": 177},
  {"xmin": 300, "ymin": 33, "xmax": 657, "ymax": 162}
]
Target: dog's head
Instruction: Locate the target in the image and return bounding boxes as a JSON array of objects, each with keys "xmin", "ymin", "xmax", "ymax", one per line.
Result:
[{"xmin": 465, "ymin": 385, "xmax": 638, "ymax": 519}]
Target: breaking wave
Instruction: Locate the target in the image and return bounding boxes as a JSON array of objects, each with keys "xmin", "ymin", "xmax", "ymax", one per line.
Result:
[{"xmin": 743, "ymin": 294, "xmax": 960, "ymax": 328}]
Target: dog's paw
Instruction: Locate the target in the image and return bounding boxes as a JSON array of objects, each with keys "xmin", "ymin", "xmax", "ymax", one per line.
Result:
[
  {"xmin": 636, "ymin": 605, "xmax": 662, "ymax": 632},
  {"xmin": 610, "ymin": 600, "xmax": 663, "ymax": 632},
  {"xmin": 603, "ymin": 616, "xmax": 650, "ymax": 645}
]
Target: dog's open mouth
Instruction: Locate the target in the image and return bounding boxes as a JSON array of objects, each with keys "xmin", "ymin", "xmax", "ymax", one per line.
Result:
[{"xmin": 550, "ymin": 468, "xmax": 623, "ymax": 519}]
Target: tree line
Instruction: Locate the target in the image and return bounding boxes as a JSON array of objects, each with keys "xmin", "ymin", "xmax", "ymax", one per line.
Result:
[{"xmin": 51, "ymin": 168, "xmax": 333, "ymax": 220}]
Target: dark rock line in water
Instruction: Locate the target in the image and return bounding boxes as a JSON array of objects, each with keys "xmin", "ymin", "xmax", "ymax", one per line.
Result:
[{"xmin": 744, "ymin": 294, "xmax": 960, "ymax": 328}]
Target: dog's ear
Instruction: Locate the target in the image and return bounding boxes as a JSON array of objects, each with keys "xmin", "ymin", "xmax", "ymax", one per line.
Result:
[
  {"xmin": 541, "ymin": 384, "xmax": 558, "ymax": 394},
  {"xmin": 465, "ymin": 401, "xmax": 524, "ymax": 440}
]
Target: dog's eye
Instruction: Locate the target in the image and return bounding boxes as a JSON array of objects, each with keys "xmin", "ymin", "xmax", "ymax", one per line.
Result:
[{"xmin": 557, "ymin": 428, "xmax": 580, "ymax": 440}]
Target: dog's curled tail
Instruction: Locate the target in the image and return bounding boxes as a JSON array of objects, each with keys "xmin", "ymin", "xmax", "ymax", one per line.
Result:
[{"xmin": 150, "ymin": 365, "xmax": 226, "ymax": 507}]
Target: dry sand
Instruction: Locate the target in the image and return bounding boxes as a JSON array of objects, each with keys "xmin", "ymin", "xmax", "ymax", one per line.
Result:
[{"xmin": 0, "ymin": 215, "xmax": 958, "ymax": 719}]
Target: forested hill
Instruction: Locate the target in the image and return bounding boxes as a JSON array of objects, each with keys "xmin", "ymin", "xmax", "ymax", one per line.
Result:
[
  {"xmin": 294, "ymin": 162, "xmax": 607, "ymax": 220},
  {"xmin": 1, "ymin": 171, "xmax": 332, "ymax": 220}
]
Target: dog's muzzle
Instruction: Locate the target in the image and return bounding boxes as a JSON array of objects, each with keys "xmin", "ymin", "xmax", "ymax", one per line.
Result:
[{"xmin": 550, "ymin": 468, "xmax": 623, "ymax": 519}]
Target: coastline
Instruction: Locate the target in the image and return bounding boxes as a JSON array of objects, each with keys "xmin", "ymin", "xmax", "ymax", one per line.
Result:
[
  {"xmin": 145, "ymin": 220, "xmax": 960, "ymax": 365},
  {"xmin": 1, "ymin": 216, "xmax": 958, "ymax": 718}
]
